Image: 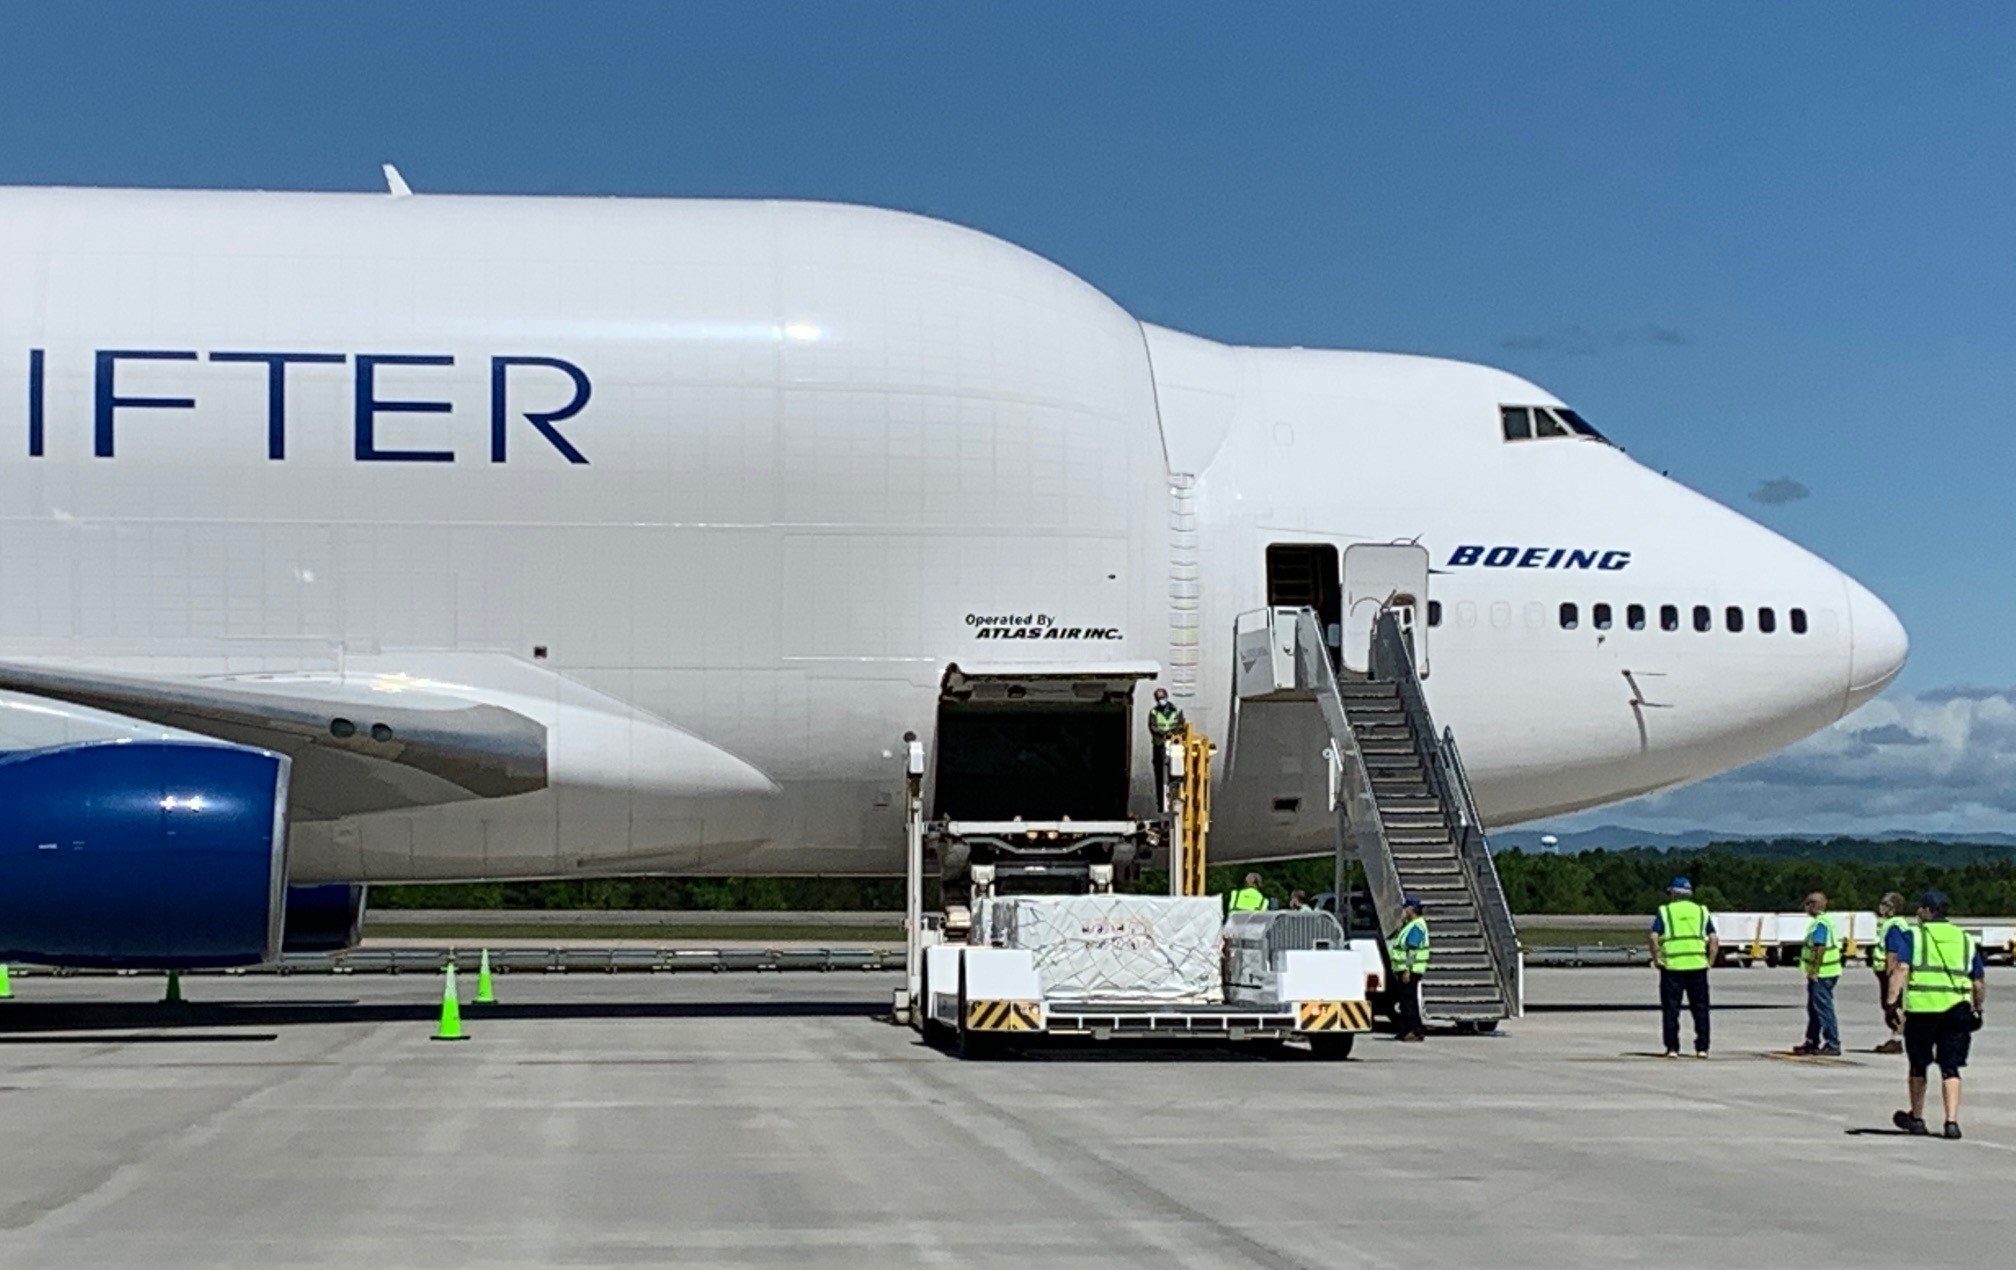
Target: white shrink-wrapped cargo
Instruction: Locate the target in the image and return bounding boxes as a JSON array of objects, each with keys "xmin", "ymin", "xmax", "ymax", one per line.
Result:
[{"xmin": 980, "ymin": 895, "xmax": 1224, "ymax": 1003}]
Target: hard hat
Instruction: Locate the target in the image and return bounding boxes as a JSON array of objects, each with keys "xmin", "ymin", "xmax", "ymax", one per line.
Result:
[{"xmin": 1668, "ymin": 877, "xmax": 1693, "ymax": 894}]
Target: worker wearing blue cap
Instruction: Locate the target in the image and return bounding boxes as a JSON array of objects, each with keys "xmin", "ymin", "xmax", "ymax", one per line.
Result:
[
  {"xmin": 1650, "ymin": 877, "xmax": 1718, "ymax": 1058},
  {"xmin": 1883, "ymin": 890, "xmax": 1986, "ymax": 1139},
  {"xmin": 1388, "ymin": 896, "xmax": 1431, "ymax": 1042}
]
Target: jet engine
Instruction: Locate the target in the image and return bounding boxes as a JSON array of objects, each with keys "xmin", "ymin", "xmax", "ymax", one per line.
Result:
[
  {"xmin": 0, "ymin": 740, "xmax": 290, "ymax": 968},
  {"xmin": 281, "ymin": 883, "xmax": 367, "ymax": 954}
]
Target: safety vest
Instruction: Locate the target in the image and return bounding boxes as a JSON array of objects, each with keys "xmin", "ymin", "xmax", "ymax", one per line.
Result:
[
  {"xmin": 1657, "ymin": 900, "xmax": 1712, "ymax": 972},
  {"xmin": 1149, "ymin": 702, "xmax": 1184, "ymax": 738},
  {"xmin": 1388, "ymin": 916, "xmax": 1431, "ymax": 975},
  {"xmin": 1872, "ymin": 915, "xmax": 1910, "ymax": 971},
  {"xmin": 1227, "ymin": 887, "xmax": 1268, "ymax": 912},
  {"xmin": 1904, "ymin": 922, "xmax": 1977, "ymax": 1016},
  {"xmin": 1804, "ymin": 915, "xmax": 1843, "ymax": 979}
]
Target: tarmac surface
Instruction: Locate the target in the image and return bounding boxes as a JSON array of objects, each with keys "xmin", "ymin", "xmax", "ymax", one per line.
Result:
[{"xmin": 0, "ymin": 965, "xmax": 2006, "ymax": 1268}]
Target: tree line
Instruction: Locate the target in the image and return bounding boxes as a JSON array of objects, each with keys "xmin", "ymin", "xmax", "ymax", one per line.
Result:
[
  {"xmin": 1490, "ymin": 846, "xmax": 2016, "ymax": 915},
  {"xmin": 370, "ymin": 840, "xmax": 2016, "ymax": 916}
]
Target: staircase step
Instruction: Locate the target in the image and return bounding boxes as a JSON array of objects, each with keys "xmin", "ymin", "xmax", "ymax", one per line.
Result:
[
  {"xmin": 1367, "ymin": 764, "xmax": 1424, "ymax": 777},
  {"xmin": 1424, "ymin": 982, "xmax": 1504, "ymax": 999},
  {"xmin": 1428, "ymin": 928, "xmax": 1487, "ymax": 941},
  {"xmin": 1388, "ymin": 844, "xmax": 1455, "ymax": 856},
  {"xmin": 1369, "ymin": 777, "xmax": 1430, "ymax": 792},
  {"xmin": 1344, "ymin": 707, "xmax": 1404, "ymax": 724},
  {"xmin": 1336, "ymin": 683, "xmax": 1399, "ymax": 699},
  {"xmin": 1351, "ymin": 722, "xmax": 1411, "ymax": 738}
]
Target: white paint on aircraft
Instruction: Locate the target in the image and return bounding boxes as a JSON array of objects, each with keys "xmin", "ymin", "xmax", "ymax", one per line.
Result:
[{"xmin": 0, "ymin": 186, "xmax": 1906, "ymax": 881}]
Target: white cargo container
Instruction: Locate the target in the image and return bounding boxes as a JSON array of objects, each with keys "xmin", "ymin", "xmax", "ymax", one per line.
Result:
[{"xmin": 921, "ymin": 903, "xmax": 1375, "ymax": 1058}]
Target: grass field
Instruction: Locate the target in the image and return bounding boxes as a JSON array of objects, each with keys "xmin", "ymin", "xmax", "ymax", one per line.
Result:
[
  {"xmin": 375, "ymin": 922, "xmax": 904, "ymax": 943},
  {"xmin": 1519, "ymin": 926, "xmax": 1647, "ymax": 948}
]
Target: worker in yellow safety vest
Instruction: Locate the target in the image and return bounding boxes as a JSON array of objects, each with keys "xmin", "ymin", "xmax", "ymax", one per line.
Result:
[
  {"xmin": 1148, "ymin": 688, "xmax": 1185, "ymax": 810},
  {"xmin": 1869, "ymin": 891, "xmax": 1909, "ymax": 1055},
  {"xmin": 1387, "ymin": 897, "xmax": 1431, "ymax": 1042},
  {"xmin": 1649, "ymin": 877, "xmax": 1719, "ymax": 1058},
  {"xmin": 1226, "ymin": 873, "xmax": 1269, "ymax": 913},
  {"xmin": 1884, "ymin": 890, "xmax": 1986, "ymax": 1139},
  {"xmin": 1791, "ymin": 891, "xmax": 1844, "ymax": 1056}
]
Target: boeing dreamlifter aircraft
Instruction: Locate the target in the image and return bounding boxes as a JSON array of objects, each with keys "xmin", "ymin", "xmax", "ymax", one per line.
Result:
[{"xmin": 0, "ymin": 186, "xmax": 1904, "ymax": 968}]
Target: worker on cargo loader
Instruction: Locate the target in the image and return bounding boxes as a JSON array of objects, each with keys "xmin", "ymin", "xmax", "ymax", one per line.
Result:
[
  {"xmin": 1870, "ymin": 891, "xmax": 1909, "ymax": 1055},
  {"xmin": 1148, "ymin": 688, "xmax": 1185, "ymax": 809},
  {"xmin": 1649, "ymin": 876, "xmax": 1717, "ymax": 1059},
  {"xmin": 1792, "ymin": 891, "xmax": 1844, "ymax": 1056},
  {"xmin": 1227, "ymin": 873, "xmax": 1269, "ymax": 913},
  {"xmin": 1885, "ymin": 890, "xmax": 1986, "ymax": 1140},
  {"xmin": 1389, "ymin": 897, "xmax": 1430, "ymax": 1042}
]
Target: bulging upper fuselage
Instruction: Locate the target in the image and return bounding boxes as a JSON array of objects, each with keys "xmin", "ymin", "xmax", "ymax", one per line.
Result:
[{"xmin": 0, "ymin": 186, "xmax": 1904, "ymax": 881}]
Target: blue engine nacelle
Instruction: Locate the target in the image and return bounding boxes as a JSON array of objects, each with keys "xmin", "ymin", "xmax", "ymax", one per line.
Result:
[
  {"xmin": 0, "ymin": 740, "xmax": 290, "ymax": 969},
  {"xmin": 282, "ymin": 883, "xmax": 367, "ymax": 954}
]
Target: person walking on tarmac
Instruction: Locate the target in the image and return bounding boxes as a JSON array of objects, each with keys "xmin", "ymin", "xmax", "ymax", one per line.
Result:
[
  {"xmin": 1650, "ymin": 877, "xmax": 1718, "ymax": 1059},
  {"xmin": 1792, "ymin": 891, "xmax": 1845, "ymax": 1056},
  {"xmin": 1885, "ymin": 890, "xmax": 1986, "ymax": 1139},
  {"xmin": 1227, "ymin": 873, "xmax": 1269, "ymax": 913},
  {"xmin": 1389, "ymin": 897, "xmax": 1431, "ymax": 1042},
  {"xmin": 1147, "ymin": 688, "xmax": 1185, "ymax": 810},
  {"xmin": 1870, "ymin": 891, "xmax": 1910, "ymax": 1055}
]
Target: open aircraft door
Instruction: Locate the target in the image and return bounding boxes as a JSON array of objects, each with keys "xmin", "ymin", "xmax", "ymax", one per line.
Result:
[
  {"xmin": 1340, "ymin": 543, "xmax": 1430, "ymax": 676},
  {"xmin": 933, "ymin": 663, "xmax": 1163, "ymax": 822}
]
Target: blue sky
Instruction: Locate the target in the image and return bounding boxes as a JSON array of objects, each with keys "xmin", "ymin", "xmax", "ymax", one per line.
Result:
[{"xmin": 3, "ymin": 4, "xmax": 2011, "ymax": 830}]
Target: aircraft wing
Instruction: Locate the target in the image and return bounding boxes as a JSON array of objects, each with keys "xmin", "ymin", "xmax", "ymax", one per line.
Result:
[{"xmin": 0, "ymin": 661, "xmax": 546, "ymax": 820}]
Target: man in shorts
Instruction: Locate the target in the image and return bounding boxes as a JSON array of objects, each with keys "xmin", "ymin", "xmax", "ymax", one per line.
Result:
[{"xmin": 1884, "ymin": 889, "xmax": 1987, "ymax": 1140}]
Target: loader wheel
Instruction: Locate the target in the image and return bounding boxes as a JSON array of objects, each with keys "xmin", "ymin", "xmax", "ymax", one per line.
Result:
[{"xmin": 1306, "ymin": 1033, "xmax": 1355, "ymax": 1061}]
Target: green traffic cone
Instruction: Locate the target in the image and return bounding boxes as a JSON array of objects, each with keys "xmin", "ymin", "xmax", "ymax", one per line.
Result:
[
  {"xmin": 433, "ymin": 961, "xmax": 468, "ymax": 1041},
  {"xmin": 163, "ymin": 970, "xmax": 184, "ymax": 1005},
  {"xmin": 0, "ymin": 963, "xmax": 13, "ymax": 1000},
  {"xmin": 475, "ymin": 948, "xmax": 496, "ymax": 1004}
]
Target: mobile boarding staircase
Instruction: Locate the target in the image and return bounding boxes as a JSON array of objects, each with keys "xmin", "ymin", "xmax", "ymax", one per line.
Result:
[{"xmin": 1230, "ymin": 607, "xmax": 1522, "ymax": 1029}]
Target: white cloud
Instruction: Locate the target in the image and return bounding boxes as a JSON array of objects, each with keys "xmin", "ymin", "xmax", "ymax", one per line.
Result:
[
  {"xmin": 1551, "ymin": 687, "xmax": 2016, "ymax": 835},
  {"xmin": 1749, "ymin": 476, "xmax": 1811, "ymax": 506}
]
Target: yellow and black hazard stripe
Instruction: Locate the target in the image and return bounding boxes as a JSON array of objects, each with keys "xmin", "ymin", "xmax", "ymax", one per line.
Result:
[
  {"xmin": 1298, "ymin": 1000, "xmax": 1373, "ymax": 1032},
  {"xmin": 965, "ymin": 1000, "xmax": 1043, "ymax": 1032}
]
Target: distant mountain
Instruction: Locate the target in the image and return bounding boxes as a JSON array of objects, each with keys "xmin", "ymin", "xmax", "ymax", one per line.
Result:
[{"xmin": 1493, "ymin": 824, "xmax": 2016, "ymax": 853}]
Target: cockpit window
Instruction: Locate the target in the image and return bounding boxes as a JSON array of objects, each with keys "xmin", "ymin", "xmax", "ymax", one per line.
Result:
[
  {"xmin": 1500, "ymin": 404, "xmax": 1614, "ymax": 446},
  {"xmin": 1556, "ymin": 408, "xmax": 1610, "ymax": 442}
]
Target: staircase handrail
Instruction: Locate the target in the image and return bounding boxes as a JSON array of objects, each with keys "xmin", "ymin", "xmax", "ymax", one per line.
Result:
[
  {"xmin": 1438, "ymin": 724, "xmax": 1522, "ymax": 1015},
  {"xmin": 1369, "ymin": 611, "xmax": 1523, "ymax": 1015},
  {"xmin": 1283, "ymin": 609, "xmax": 1408, "ymax": 941}
]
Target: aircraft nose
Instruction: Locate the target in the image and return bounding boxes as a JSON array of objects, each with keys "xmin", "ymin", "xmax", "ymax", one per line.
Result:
[{"xmin": 1843, "ymin": 575, "xmax": 1907, "ymax": 714}]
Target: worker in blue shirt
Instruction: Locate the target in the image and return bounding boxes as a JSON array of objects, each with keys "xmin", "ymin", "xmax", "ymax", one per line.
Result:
[
  {"xmin": 1649, "ymin": 877, "xmax": 1718, "ymax": 1058},
  {"xmin": 1791, "ymin": 890, "xmax": 1844, "ymax": 1056},
  {"xmin": 1883, "ymin": 890, "xmax": 1987, "ymax": 1139},
  {"xmin": 1868, "ymin": 891, "xmax": 1909, "ymax": 1055},
  {"xmin": 1388, "ymin": 897, "xmax": 1431, "ymax": 1042}
]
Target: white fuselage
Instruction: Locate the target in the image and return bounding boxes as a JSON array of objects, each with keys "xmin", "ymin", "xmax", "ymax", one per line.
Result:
[{"xmin": 0, "ymin": 187, "xmax": 1905, "ymax": 881}]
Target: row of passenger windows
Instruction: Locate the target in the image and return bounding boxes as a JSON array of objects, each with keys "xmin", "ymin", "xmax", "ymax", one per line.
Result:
[
  {"xmin": 1427, "ymin": 601, "xmax": 1810, "ymax": 635},
  {"xmin": 1500, "ymin": 404, "xmax": 1612, "ymax": 444}
]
